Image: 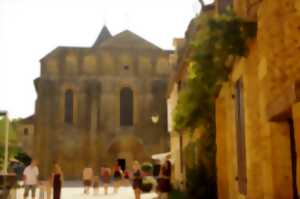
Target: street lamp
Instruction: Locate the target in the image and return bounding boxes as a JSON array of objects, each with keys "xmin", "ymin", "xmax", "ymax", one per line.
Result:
[
  {"xmin": 151, "ymin": 114, "xmax": 160, "ymax": 124},
  {"xmin": 0, "ymin": 111, "xmax": 9, "ymax": 174}
]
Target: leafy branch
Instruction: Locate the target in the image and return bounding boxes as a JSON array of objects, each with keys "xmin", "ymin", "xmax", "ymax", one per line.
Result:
[{"xmin": 173, "ymin": 9, "xmax": 256, "ymax": 132}]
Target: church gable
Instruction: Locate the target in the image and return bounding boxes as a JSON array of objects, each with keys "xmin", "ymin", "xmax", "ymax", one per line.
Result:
[
  {"xmin": 97, "ymin": 30, "xmax": 162, "ymax": 51},
  {"xmin": 39, "ymin": 27, "xmax": 171, "ymax": 78}
]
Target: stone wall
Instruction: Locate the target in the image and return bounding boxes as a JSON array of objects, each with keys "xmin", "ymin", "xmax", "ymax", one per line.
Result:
[
  {"xmin": 216, "ymin": 0, "xmax": 300, "ymax": 198},
  {"xmin": 41, "ymin": 48, "xmax": 171, "ymax": 78},
  {"xmin": 18, "ymin": 124, "xmax": 34, "ymax": 156}
]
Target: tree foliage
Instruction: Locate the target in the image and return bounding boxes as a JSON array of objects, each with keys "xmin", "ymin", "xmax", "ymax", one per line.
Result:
[{"xmin": 0, "ymin": 118, "xmax": 20, "ymax": 144}]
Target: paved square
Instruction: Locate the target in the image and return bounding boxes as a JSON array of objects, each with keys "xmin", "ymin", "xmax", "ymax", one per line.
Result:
[{"xmin": 17, "ymin": 186, "xmax": 157, "ymax": 199}]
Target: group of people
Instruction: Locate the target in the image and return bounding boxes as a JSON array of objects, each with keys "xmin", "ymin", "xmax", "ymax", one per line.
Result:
[
  {"xmin": 22, "ymin": 159, "xmax": 63, "ymax": 199},
  {"xmin": 81, "ymin": 164, "xmax": 128, "ymax": 196},
  {"xmin": 21, "ymin": 158, "xmax": 171, "ymax": 199},
  {"xmin": 131, "ymin": 160, "xmax": 171, "ymax": 199}
]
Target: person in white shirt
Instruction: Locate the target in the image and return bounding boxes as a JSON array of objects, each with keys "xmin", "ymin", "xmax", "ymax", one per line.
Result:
[
  {"xmin": 23, "ymin": 159, "xmax": 39, "ymax": 199},
  {"xmin": 82, "ymin": 165, "xmax": 93, "ymax": 194}
]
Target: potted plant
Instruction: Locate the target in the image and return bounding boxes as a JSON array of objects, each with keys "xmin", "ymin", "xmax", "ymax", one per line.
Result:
[
  {"xmin": 140, "ymin": 163, "xmax": 157, "ymax": 193},
  {"xmin": 141, "ymin": 176, "xmax": 157, "ymax": 193},
  {"xmin": 141, "ymin": 162, "xmax": 153, "ymax": 176}
]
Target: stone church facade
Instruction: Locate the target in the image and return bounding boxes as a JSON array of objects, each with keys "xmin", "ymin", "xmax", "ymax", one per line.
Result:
[{"xmin": 29, "ymin": 27, "xmax": 172, "ymax": 179}]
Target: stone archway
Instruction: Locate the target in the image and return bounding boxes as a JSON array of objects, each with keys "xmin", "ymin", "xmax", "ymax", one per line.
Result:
[{"xmin": 107, "ymin": 135, "xmax": 149, "ymax": 169}]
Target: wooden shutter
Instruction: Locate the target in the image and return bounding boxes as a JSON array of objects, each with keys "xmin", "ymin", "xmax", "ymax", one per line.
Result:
[
  {"xmin": 235, "ymin": 79, "xmax": 247, "ymax": 195},
  {"xmin": 180, "ymin": 134, "xmax": 184, "ymax": 173}
]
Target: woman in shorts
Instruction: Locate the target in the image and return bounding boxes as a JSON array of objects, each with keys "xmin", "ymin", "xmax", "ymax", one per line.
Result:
[{"xmin": 132, "ymin": 161, "xmax": 142, "ymax": 199}]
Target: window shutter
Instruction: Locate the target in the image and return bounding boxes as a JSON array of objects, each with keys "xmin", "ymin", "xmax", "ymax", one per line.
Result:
[{"xmin": 235, "ymin": 79, "xmax": 247, "ymax": 195}]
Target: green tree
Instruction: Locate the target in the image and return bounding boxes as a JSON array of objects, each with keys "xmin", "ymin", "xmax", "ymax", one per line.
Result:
[{"xmin": 0, "ymin": 118, "xmax": 23, "ymax": 170}]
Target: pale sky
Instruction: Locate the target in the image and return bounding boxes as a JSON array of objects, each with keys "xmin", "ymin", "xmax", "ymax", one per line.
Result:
[{"xmin": 0, "ymin": 0, "xmax": 207, "ymax": 119}]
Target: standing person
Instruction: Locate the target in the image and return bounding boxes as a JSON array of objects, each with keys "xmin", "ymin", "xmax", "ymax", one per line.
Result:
[
  {"xmin": 100, "ymin": 166, "xmax": 111, "ymax": 195},
  {"xmin": 52, "ymin": 163, "xmax": 64, "ymax": 199},
  {"xmin": 23, "ymin": 159, "xmax": 39, "ymax": 199},
  {"xmin": 123, "ymin": 169, "xmax": 130, "ymax": 186},
  {"xmin": 46, "ymin": 176, "xmax": 52, "ymax": 199},
  {"xmin": 157, "ymin": 159, "xmax": 172, "ymax": 199},
  {"xmin": 93, "ymin": 175, "xmax": 100, "ymax": 195},
  {"xmin": 38, "ymin": 179, "xmax": 46, "ymax": 199},
  {"xmin": 113, "ymin": 164, "xmax": 123, "ymax": 193},
  {"xmin": 132, "ymin": 161, "xmax": 142, "ymax": 199},
  {"xmin": 38, "ymin": 176, "xmax": 52, "ymax": 199},
  {"xmin": 82, "ymin": 165, "xmax": 93, "ymax": 194}
]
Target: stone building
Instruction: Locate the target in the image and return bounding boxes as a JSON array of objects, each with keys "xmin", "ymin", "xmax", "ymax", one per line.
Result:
[
  {"xmin": 167, "ymin": 0, "xmax": 300, "ymax": 198},
  {"xmin": 216, "ymin": 0, "xmax": 300, "ymax": 198},
  {"xmin": 18, "ymin": 115, "xmax": 35, "ymax": 156},
  {"xmin": 25, "ymin": 27, "xmax": 171, "ymax": 179}
]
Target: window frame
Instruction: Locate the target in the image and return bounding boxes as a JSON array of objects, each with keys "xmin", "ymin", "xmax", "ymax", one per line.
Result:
[
  {"xmin": 120, "ymin": 87, "xmax": 134, "ymax": 127},
  {"xmin": 64, "ymin": 89, "xmax": 74, "ymax": 124}
]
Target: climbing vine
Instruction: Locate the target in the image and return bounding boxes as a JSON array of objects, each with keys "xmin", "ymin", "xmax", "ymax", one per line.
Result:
[
  {"xmin": 173, "ymin": 9, "xmax": 256, "ymax": 133},
  {"xmin": 172, "ymin": 9, "xmax": 256, "ymax": 198}
]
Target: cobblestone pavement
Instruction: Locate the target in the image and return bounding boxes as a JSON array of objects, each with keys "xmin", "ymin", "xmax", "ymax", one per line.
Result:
[{"xmin": 16, "ymin": 184, "xmax": 157, "ymax": 199}]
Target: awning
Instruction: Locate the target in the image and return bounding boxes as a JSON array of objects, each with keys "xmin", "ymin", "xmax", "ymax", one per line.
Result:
[{"xmin": 151, "ymin": 152, "xmax": 172, "ymax": 162}]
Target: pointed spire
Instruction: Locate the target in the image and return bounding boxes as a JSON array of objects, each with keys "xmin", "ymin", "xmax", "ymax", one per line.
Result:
[{"xmin": 93, "ymin": 26, "xmax": 112, "ymax": 47}]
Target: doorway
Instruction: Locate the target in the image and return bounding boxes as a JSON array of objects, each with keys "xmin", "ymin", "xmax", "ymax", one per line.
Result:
[
  {"xmin": 288, "ymin": 119, "xmax": 299, "ymax": 199},
  {"xmin": 118, "ymin": 159, "xmax": 126, "ymax": 171}
]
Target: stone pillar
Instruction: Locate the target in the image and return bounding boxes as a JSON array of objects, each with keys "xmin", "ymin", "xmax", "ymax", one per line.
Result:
[
  {"xmin": 90, "ymin": 95, "xmax": 98, "ymax": 168},
  {"xmin": 269, "ymin": 122, "xmax": 293, "ymax": 199},
  {"xmin": 88, "ymin": 82, "xmax": 101, "ymax": 168},
  {"xmin": 90, "ymin": 96, "xmax": 98, "ymax": 135},
  {"xmin": 292, "ymin": 102, "xmax": 300, "ymax": 194}
]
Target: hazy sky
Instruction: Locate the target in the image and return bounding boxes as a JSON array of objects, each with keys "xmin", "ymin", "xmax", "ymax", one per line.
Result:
[{"xmin": 0, "ymin": 0, "xmax": 206, "ymax": 119}]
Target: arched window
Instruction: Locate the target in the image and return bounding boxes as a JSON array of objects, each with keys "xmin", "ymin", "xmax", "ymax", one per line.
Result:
[
  {"xmin": 65, "ymin": 89, "xmax": 74, "ymax": 124},
  {"xmin": 120, "ymin": 87, "xmax": 133, "ymax": 126}
]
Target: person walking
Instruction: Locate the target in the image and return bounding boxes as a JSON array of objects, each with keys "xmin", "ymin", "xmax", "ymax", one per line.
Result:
[
  {"xmin": 100, "ymin": 166, "xmax": 111, "ymax": 195},
  {"xmin": 93, "ymin": 175, "xmax": 100, "ymax": 195},
  {"xmin": 113, "ymin": 164, "xmax": 123, "ymax": 193},
  {"xmin": 82, "ymin": 165, "xmax": 93, "ymax": 194},
  {"xmin": 157, "ymin": 159, "xmax": 172, "ymax": 199},
  {"xmin": 52, "ymin": 163, "xmax": 63, "ymax": 199},
  {"xmin": 132, "ymin": 161, "xmax": 142, "ymax": 199},
  {"xmin": 23, "ymin": 159, "xmax": 39, "ymax": 199}
]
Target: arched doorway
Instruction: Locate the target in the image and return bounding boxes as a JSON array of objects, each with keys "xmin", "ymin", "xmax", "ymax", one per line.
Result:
[{"xmin": 107, "ymin": 135, "xmax": 148, "ymax": 170}]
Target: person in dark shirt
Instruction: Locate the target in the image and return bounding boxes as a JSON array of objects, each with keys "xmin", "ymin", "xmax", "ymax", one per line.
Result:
[
  {"xmin": 132, "ymin": 161, "xmax": 142, "ymax": 199},
  {"xmin": 51, "ymin": 163, "xmax": 64, "ymax": 199},
  {"xmin": 113, "ymin": 165, "xmax": 123, "ymax": 193},
  {"xmin": 157, "ymin": 159, "xmax": 172, "ymax": 199}
]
